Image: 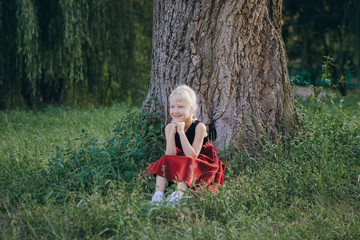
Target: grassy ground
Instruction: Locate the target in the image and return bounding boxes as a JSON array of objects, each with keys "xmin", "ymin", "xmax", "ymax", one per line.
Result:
[{"xmin": 0, "ymin": 94, "xmax": 359, "ymax": 239}]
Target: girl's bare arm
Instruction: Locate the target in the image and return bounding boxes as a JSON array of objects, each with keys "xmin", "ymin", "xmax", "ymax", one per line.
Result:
[
  {"xmin": 178, "ymin": 123, "xmax": 207, "ymax": 158},
  {"xmin": 165, "ymin": 123, "xmax": 177, "ymax": 155}
]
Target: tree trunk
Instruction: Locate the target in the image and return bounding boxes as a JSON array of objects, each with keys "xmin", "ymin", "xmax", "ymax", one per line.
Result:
[{"xmin": 146, "ymin": 0, "xmax": 301, "ymax": 152}]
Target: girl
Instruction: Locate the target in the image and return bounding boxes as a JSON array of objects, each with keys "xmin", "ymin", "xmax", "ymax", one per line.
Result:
[{"xmin": 147, "ymin": 85, "xmax": 225, "ymax": 206}]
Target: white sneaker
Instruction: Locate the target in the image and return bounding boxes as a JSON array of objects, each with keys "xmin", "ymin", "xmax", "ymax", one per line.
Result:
[
  {"xmin": 166, "ymin": 191, "xmax": 182, "ymax": 207},
  {"xmin": 151, "ymin": 191, "xmax": 165, "ymax": 206}
]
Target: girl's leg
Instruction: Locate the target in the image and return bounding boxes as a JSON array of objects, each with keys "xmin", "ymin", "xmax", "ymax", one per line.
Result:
[
  {"xmin": 176, "ymin": 182, "xmax": 187, "ymax": 196},
  {"xmin": 166, "ymin": 181, "xmax": 187, "ymax": 207},
  {"xmin": 151, "ymin": 175, "xmax": 167, "ymax": 204},
  {"xmin": 155, "ymin": 175, "xmax": 167, "ymax": 193}
]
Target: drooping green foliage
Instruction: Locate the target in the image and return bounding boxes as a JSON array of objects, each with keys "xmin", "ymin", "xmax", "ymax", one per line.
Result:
[
  {"xmin": 0, "ymin": 0, "xmax": 153, "ymax": 109},
  {"xmin": 283, "ymin": 0, "xmax": 360, "ymax": 96}
]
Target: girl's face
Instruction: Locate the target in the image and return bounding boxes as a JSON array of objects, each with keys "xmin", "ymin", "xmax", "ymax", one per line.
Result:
[{"xmin": 169, "ymin": 99, "xmax": 193, "ymax": 122}]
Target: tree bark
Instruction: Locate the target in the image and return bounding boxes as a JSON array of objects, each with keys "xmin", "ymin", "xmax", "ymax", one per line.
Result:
[{"xmin": 146, "ymin": 0, "xmax": 301, "ymax": 152}]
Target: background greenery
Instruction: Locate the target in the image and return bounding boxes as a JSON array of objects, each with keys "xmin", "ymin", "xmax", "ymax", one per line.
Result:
[
  {"xmin": 0, "ymin": 0, "xmax": 152, "ymax": 109},
  {"xmin": 283, "ymin": 0, "xmax": 360, "ymax": 95},
  {"xmin": 1, "ymin": 2, "xmax": 359, "ymax": 237},
  {"xmin": 0, "ymin": 94, "xmax": 359, "ymax": 239},
  {"xmin": 1, "ymin": 0, "xmax": 359, "ymax": 110}
]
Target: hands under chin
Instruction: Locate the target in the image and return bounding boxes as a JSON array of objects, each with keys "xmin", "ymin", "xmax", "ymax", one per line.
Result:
[
  {"xmin": 171, "ymin": 119, "xmax": 185, "ymax": 134},
  {"xmin": 176, "ymin": 122, "xmax": 185, "ymax": 134}
]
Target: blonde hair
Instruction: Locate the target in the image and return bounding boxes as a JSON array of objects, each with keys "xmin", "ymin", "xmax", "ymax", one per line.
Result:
[{"xmin": 169, "ymin": 85, "xmax": 197, "ymax": 120}]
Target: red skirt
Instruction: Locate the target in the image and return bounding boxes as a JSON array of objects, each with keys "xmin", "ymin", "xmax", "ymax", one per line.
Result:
[{"xmin": 146, "ymin": 141, "xmax": 225, "ymax": 191}]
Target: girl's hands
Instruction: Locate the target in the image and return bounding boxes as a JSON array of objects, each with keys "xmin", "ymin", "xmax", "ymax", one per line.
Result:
[
  {"xmin": 168, "ymin": 119, "xmax": 186, "ymax": 136},
  {"xmin": 175, "ymin": 121, "xmax": 185, "ymax": 134},
  {"xmin": 171, "ymin": 118, "xmax": 186, "ymax": 134},
  {"xmin": 169, "ymin": 122, "xmax": 177, "ymax": 136}
]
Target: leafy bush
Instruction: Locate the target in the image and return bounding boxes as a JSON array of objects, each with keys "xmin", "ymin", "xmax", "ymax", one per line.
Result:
[{"xmin": 45, "ymin": 99, "xmax": 165, "ymax": 196}]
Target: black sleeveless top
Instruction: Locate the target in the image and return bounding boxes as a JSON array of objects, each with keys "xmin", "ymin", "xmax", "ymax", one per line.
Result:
[{"xmin": 175, "ymin": 120, "xmax": 208, "ymax": 151}]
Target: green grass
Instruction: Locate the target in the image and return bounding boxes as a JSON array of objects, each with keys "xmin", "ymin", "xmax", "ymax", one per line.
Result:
[
  {"xmin": 1, "ymin": 96, "xmax": 360, "ymax": 239},
  {"xmin": 0, "ymin": 104, "xmax": 130, "ymax": 166}
]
